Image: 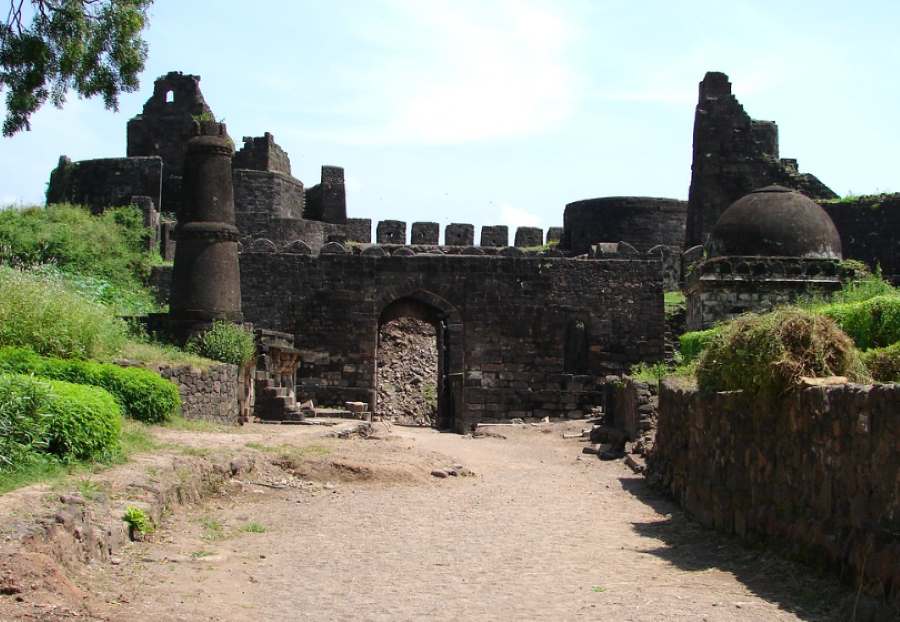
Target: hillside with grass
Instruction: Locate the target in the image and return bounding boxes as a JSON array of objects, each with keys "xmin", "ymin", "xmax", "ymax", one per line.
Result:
[{"xmin": 0, "ymin": 202, "xmax": 245, "ymax": 492}]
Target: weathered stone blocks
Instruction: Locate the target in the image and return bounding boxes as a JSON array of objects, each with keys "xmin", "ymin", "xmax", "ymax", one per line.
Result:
[
  {"xmin": 515, "ymin": 227, "xmax": 543, "ymax": 248},
  {"xmin": 411, "ymin": 222, "xmax": 439, "ymax": 245},
  {"xmin": 377, "ymin": 220, "xmax": 407, "ymax": 245},
  {"xmin": 444, "ymin": 223, "xmax": 474, "ymax": 246},
  {"xmin": 480, "ymin": 225, "xmax": 508, "ymax": 247},
  {"xmin": 169, "ymin": 121, "xmax": 243, "ymax": 340},
  {"xmin": 649, "ymin": 381, "xmax": 900, "ymax": 607}
]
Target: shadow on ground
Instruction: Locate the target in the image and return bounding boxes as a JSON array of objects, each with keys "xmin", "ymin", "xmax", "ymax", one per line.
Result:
[{"xmin": 618, "ymin": 475, "xmax": 895, "ymax": 622}]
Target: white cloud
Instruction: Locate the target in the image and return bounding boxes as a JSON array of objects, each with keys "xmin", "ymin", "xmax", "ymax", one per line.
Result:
[
  {"xmin": 499, "ymin": 202, "xmax": 541, "ymax": 228},
  {"xmin": 317, "ymin": 0, "xmax": 580, "ymax": 145}
]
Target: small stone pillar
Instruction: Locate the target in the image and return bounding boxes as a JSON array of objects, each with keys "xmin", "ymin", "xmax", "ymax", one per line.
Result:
[
  {"xmin": 546, "ymin": 227, "xmax": 563, "ymax": 244},
  {"xmin": 376, "ymin": 220, "xmax": 406, "ymax": 244},
  {"xmin": 480, "ymin": 225, "xmax": 508, "ymax": 247},
  {"xmin": 515, "ymin": 226, "xmax": 543, "ymax": 248},
  {"xmin": 445, "ymin": 223, "xmax": 474, "ymax": 246},
  {"xmin": 131, "ymin": 195, "xmax": 159, "ymax": 252},
  {"xmin": 169, "ymin": 121, "xmax": 242, "ymax": 341},
  {"xmin": 411, "ymin": 222, "xmax": 439, "ymax": 245}
]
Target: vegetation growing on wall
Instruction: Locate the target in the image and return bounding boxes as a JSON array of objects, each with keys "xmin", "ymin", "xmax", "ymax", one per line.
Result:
[
  {"xmin": 679, "ymin": 272, "xmax": 900, "ymax": 385},
  {"xmin": 186, "ymin": 321, "xmax": 256, "ymax": 367},
  {"xmin": 695, "ymin": 308, "xmax": 867, "ymax": 397}
]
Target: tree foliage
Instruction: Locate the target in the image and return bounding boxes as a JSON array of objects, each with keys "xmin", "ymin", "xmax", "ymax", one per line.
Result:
[{"xmin": 0, "ymin": 0, "xmax": 152, "ymax": 136}]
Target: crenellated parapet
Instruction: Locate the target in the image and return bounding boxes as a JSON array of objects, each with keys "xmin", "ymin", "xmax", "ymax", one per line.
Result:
[
  {"xmin": 366, "ymin": 220, "xmax": 563, "ymax": 249},
  {"xmin": 237, "ymin": 236, "xmax": 670, "ymax": 262}
]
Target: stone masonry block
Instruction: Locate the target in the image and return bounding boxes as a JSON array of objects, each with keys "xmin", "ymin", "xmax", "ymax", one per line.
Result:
[
  {"xmin": 411, "ymin": 222, "xmax": 439, "ymax": 245},
  {"xmin": 480, "ymin": 225, "xmax": 509, "ymax": 247},
  {"xmin": 515, "ymin": 227, "xmax": 543, "ymax": 248},
  {"xmin": 445, "ymin": 223, "xmax": 474, "ymax": 246},
  {"xmin": 377, "ymin": 220, "xmax": 406, "ymax": 245}
]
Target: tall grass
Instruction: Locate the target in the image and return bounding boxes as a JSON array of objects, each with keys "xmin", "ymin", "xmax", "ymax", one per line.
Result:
[
  {"xmin": 0, "ymin": 203, "xmax": 153, "ymax": 284},
  {"xmin": 0, "ymin": 265, "xmax": 128, "ymax": 359}
]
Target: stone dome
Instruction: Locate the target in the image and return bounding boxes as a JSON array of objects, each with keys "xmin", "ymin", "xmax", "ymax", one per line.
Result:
[{"xmin": 707, "ymin": 186, "xmax": 842, "ymax": 259}]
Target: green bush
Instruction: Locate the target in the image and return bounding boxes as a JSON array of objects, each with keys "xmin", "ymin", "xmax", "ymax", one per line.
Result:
[
  {"xmin": 0, "ymin": 373, "xmax": 121, "ymax": 463},
  {"xmin": 0, "ymin": 265, "xmax": 128, "ymax": 359},
  {"xmin": 818, "ymin": 295, "xmax": 900, "ymax": 350},
  {"xmin": 44, "ymin": 378, "xmax": 122, "ymax": 461},
  {"xmin": 0, "ymin": 374, "xmax": 52, "ymax": 470},
  {"xmin": 0, "ymin": 347, "xmax": 180, "ymax": 423},
  {"xmin": 0, "ymin": 203, "xmax": 153, "ymax": 285},
  {"xmin": 862, "ymin": 342, "xmax": 900, "ymax": 382},
  {"xmin": 187, "ymin": 321, "xmax": 255, "ymax": 367},
  {"xmin": 696, "ymin": 308, "xmax": 868, "ymax": 397},
  {"xmin": 122, "ymin": 505, "xmax": 154, "ymax": 536},
  {"xmin": 679, "ymin": 327, "xmax": 721, "ymax": 363}
]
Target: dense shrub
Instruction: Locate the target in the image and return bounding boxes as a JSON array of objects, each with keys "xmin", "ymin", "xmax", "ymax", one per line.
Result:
[
  {"xmin": 0, "ymin": 347, "xmax": 180, "ymax": 423},
  {"xmin": 862, "ymin": 342, "xmax": 900, "ymax": 383},
  {"xmin": 679, "ymin": 327, "xmax": 721, "ymax": 363},
  {"xmin": 696, "ymin": 308, "xmax": 868, "ymax": 397},
  {"xmin": 0, "ymin": 375, "xmax": 51, "ymax": 470},
  {"xmin": 187, "ymin": 321, "xmax": 256, "ymax": 367},
  {"xmin": 44, "ymin": 378, "xmax": 122, "ymax": 461},
  {"xmin": 818, "ymin": 295, "xmax": 900, "ymax": 351},
  {"xmin": 0, "ymin": 373, "xmax": 121, "ymax": 464},
  {"xmin": 0, "ymin": 265, "xmax": 128, "ymax": 359},
  {"xmin": 0, "ymin": 203, "xmax": 153, "ymax": 285}
]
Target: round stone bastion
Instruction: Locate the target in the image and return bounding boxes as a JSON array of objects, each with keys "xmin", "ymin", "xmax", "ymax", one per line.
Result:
[{"xmin": 561, "ymin": 196, "xmax": 687, "ymax": 255}]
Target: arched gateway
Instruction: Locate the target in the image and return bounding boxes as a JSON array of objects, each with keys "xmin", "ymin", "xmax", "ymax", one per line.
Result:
[
  {"xmin": 238, "ymin": 249, "xmax": 664, "ymax": 432},
  {"xmin": 378, "ymin": 291, "xmax": 464, "ymax": 431}
]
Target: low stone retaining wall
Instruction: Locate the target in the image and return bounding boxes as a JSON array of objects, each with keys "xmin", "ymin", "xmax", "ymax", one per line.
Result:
[
  {"xmin": 603, "ymin": 376, "xmax": 657, "ymax": 441},
  {"xmin": 648, "ymin": 380, "xmax": 900, "ymax": 607},
  {"xmin": 156, "ymin": 364, "xmax": 243, "ymax": 424}
]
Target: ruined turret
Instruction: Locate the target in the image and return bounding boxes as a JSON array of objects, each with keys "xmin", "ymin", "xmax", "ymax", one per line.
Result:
[
  {"xmin": 168, "ymin": 121, "xmax": 242, "ymax": 341},
  {"xmin": 685, "ymin": 71, "xmax": 836, "ymax": 248},
  {"xmin": 127, "ymin": 71, "xmax": 216, "ymax": 215}
]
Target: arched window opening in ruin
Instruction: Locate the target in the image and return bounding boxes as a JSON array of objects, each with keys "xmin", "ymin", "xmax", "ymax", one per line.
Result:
[
  {"xmin": 376, "ymin": 294, "xmax": 461, "ymax": 431},
  {"xmin": 165, "ymin": 90, "xmax": 174, "ymax": 103}
]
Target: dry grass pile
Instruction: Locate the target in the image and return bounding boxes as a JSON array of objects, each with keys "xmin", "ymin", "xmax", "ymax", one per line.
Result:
[{"xmin": 696, "ymin": 308, "xmax": 869, "ymax": 397}]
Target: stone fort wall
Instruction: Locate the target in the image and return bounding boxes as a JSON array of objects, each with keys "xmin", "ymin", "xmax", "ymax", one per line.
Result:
[
  {"xmin": 239, "ymin": 248, "xmax": 665, "ymax": 431},
  {"xmin": 821, "ymin": 194, "xmax": 900, "ymax": 284},
  {"xmin": 649, "ymin": 380, "xmax": 900, "ymax": 607}
]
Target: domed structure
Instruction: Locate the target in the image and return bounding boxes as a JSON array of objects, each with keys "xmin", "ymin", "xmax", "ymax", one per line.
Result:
[{"xmin": 707, "ymin": 186, "xmax": 842, "ymax": 259}]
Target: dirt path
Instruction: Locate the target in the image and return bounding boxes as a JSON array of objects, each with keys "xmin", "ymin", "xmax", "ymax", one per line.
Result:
[{"xmin": 71, "ymin": 423, "xmax": 851, "ymax": 621}]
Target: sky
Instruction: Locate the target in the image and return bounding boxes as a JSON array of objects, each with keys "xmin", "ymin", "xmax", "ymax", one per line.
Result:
[{"xmin": 1, "ymin": 0, "xmax": 898, "ymax": 236}]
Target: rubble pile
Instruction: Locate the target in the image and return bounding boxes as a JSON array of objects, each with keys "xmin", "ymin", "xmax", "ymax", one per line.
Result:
[{"xmin": 376, "ymin": 318, "xmax": 438, "ymax": 426}]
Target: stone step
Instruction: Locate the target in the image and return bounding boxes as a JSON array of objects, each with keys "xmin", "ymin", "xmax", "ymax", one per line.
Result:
[{"xmin": 274, "ymin": 395, "xmax": 296, "ymax": 408}]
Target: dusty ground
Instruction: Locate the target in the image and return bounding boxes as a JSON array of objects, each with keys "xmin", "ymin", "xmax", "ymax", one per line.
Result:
[{"xmin": 2, "ymin": 421, "xmax": 860, "ymax": 621}]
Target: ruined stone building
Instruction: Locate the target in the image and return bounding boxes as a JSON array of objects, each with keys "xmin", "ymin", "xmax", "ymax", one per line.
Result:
[{"xmin": 42, "ymin": 69, "xmax": 898, "ymax": 430}]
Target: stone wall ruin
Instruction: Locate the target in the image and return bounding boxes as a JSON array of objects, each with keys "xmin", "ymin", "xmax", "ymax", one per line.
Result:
[
  {"xmin": 685, "ymin": 71, "xmax": 837, "ymax": 248},
  {"xmin": 239, "ymin": 248, "xmax": 665, "ymax": 432},
  {"xmin": 649, "ymin": 380, "xmax": 900, "ymax": 608}
]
